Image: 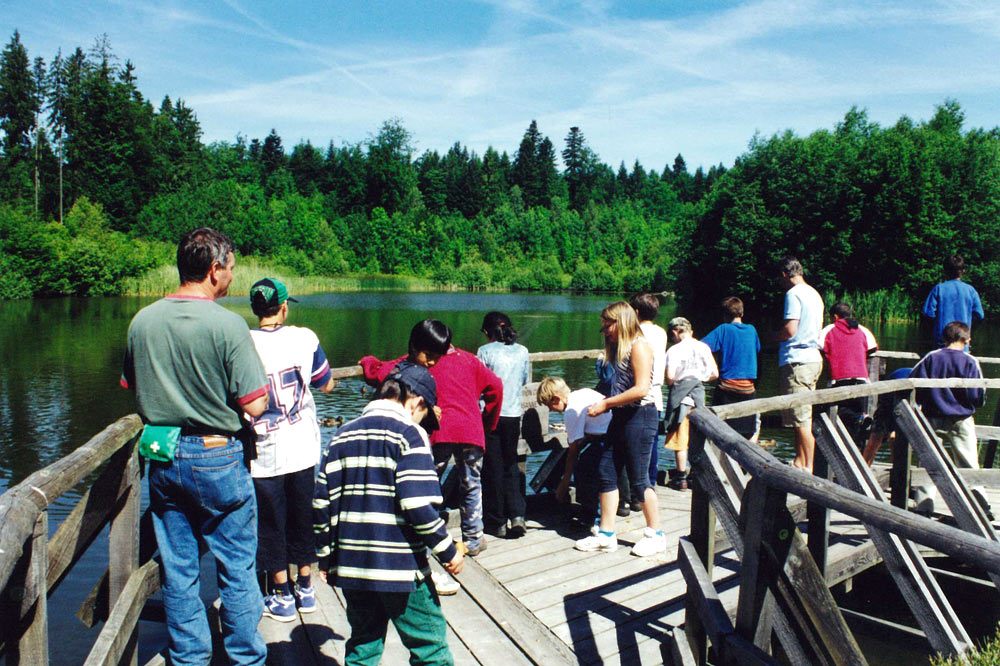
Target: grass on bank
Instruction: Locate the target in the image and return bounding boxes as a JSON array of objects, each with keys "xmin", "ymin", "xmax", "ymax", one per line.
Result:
[
  {"xmin": 824, "ymin": 287, "xmax": 918, "ymax": 323},
  {"xmin": 931, "ymin": 627, "xmax": 1000, "ymax": 665},
  {"xmin": 122, "ymin": 256, "xmax": 439, "ymax": 296}
]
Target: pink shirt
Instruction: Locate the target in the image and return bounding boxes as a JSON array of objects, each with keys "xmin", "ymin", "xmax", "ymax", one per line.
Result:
[
  {"xmin": 359, "ymin": 347, "xmax": 502, "ymax": 448},
  {"xmin": 820, "ymin": 319, "xmax": 877, "ymax": 381}
]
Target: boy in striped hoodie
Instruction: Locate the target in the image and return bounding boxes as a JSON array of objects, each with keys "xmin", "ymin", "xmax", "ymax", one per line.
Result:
[{"xmin": 314, "ymin": 362, "xmax": 464, "ymax": 665}]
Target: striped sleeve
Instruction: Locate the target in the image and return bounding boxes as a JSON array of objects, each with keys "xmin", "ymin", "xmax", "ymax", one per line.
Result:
[
  {"xmin": 313, "ymin": 442, "xmax": 336, "ymax": 569},
  {"xmin": 395, "ymin": 428, "xmax": 457, "ymax": 564}
]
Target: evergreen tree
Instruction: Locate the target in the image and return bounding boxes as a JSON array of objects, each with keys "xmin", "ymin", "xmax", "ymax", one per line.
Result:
[
  {"xmin": 0, "ymin": 31, "xmax": 37, "ymax": 203},
  {"xmin": 366, "ymin": 118, "xmax": 417, "ymax": 215},
  {"xmin": 562, "ymin": 126, "xmax": 598, "ymax": 210},
  {"xmin": 288, "ymin": 140, "xmax": 324, "ymax": 196}
]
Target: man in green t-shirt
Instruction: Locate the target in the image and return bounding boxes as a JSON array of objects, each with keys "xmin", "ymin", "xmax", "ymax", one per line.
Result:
[{"xmin": 121, "ymin": 228, "xmax": 269, "ymax": 665}]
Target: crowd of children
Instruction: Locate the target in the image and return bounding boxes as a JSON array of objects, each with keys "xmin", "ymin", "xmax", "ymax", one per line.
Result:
[{"xmin": 243, "ymin": 249, "xmax": 990, "ymax": 664}]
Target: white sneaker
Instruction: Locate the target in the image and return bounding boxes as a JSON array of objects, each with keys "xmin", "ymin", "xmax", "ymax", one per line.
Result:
[
  {"xmin": 575, "ymin": 531, "xmax": 618, "ymax": 552},
  {"xmin": 631, "ymin": 528, "xmax": 667, "ymax": 557},
  {"xmin": 431, "ymin": 571, "xmax": 459, "ymax": 596}
]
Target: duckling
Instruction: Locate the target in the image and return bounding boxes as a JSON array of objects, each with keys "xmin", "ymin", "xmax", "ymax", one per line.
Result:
[{"xmin": 319, "ymin": 416, "xmax": 344, "ymax": 428}]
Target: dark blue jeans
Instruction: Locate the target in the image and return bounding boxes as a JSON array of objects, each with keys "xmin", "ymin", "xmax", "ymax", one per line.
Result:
[
  {"xmin": 482, "ymin": 416, "xmax": 526, "ymax": 528},
  {"xmin": 598, "ymin": 403, "xmax": 658, "ymax": 499},
  {"xmin": 149, "ymin": 436, "xmax": 266, "ymax": 665}
]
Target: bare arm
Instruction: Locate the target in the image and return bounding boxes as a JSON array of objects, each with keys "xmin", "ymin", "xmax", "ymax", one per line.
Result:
[
  {"xmin": 556, "ymin": 438, "xmax": 584, "ymax": 502},
  {"xmin": 774, "ymin": 318, "xmax": 798, "ymax": 343},
  {"xmin": 588, "ymin": 340, "xmax": 652, "ymax": 416},
  {"xmin": 242, "ymin": 394, "xmax": 269, "ymax": 419},
  {"xmin": 318, "ymin": 377, "xmax": 336, "ymax": 394}
]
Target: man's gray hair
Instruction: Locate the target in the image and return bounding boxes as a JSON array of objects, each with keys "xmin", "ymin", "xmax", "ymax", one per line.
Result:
[
  {"xmin": 777, "ymin": 256, "xmax": 803, "ymax": 277},
  {"xmin": 177, "ymin": 228, "xmax": 235, "ymax": 284}
]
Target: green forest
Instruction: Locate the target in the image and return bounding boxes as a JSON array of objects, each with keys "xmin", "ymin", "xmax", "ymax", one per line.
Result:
[{"xmin": 2, "ymin": 31, "xmax": 1000, "ymax": 318}]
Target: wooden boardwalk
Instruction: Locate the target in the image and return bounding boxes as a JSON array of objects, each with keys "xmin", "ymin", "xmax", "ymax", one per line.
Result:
[{"xmin": 250, "ymin": 476, "xmax": 939, "ymax": 666}]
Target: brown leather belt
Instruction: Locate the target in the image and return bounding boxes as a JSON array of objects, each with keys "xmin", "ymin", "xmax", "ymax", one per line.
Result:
[
  {"xmin": 179, "ymin": 427, "xmax": 233, "ymax": 449},
  {"xmin": 201, "ymin": 435, "xmax": 229, "ymax": 449}
]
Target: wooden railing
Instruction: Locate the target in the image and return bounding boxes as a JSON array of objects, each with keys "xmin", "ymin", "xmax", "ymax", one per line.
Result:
[
  {"xmin": 3, "ymin": 348, "xmax": 999, "ymax": 665},
  {"xmin": 0, "ymin": 415, "xmax": 146, "ymax": 666},
  {"xmin": 679, "ymin": 377, "xmax": 1000, "ymax": 666}
]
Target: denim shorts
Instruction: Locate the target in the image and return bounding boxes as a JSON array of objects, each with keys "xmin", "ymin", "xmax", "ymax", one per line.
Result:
[{"xmin": 597, "ymin": 403, "xmax": 658, "ymax": 498}]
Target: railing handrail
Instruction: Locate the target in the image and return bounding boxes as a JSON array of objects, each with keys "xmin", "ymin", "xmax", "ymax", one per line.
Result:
[
  {"xmin": 0, "ymin": 415, "xmax": 141, "ymax": 604},
  {"xmin": 688, "ymin": 406, "xmax": 1000, "ymax": 575},
  {"xmin": 711, "ymin": 377, "xmax": 1000, "ymax": 420}
]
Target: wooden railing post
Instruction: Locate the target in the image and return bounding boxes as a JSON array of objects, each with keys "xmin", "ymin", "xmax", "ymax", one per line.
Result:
[
  {"xmin": 807, "ymin": 442, "xmax": 831, "ymax": 577},
  {"xmin": 108, "ymin": 441, "xmax": 140, "ymax": 666},
  {"xmin": 890, "ymin": 399, "xmax": 913, "ymax": 511},
  {"xmin": 687, "ymin": 428, "xmax": 713, "ymax": 666},
  {"xmin": 4, "ymin": 509, "xmax": 50, "ymax": 665}
]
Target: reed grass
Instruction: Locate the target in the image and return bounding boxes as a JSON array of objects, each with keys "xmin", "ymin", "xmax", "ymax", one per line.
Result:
[
  {"xmin": 122, "ymin": 256, "xmax": 438, "ymax": 296},
  {"xmin": 930, "ymin": 626, "xmax": 1000, "ymax": 665},
  {"xmin": 824, "ymin": 288, "xmax": 918, "ymax": 323}
]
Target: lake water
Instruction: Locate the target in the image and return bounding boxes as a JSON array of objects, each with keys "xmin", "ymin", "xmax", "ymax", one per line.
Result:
[{"xmin": 3, "ymin": 290, "xmax": 1000, "ymax": 663}]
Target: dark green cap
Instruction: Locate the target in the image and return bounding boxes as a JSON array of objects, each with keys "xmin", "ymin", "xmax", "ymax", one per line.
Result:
[{"xmin": 250, "ymin": 277, "xmax": 297, "ymax": 315}]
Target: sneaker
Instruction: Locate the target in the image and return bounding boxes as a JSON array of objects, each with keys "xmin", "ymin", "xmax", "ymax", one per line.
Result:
[
  {"xmin": 508, "ymin": 516, "xmax": 527, "ymax": 538},
  {"xmin": 616, "ymin": 504, "xmax": 630, "ymax": 517},
  {"xmin": 575, "ymin": 531, "xmax": 618, "ymax": 553},
  {"xmin": 262, "ymin": 592, "xmax": 297, "ymax": 622},
  {"xmin": 631, "ymin": 527, "xmax": 667, "ymax": 557},
  {"xmin": 294, "ymin": 584, "xmax": 316, "ymax": 614},
  {"xmin": 465, "ymin": 538, "xmax": 487, "ymax": 556},
  {"xmin": 667, "ymin": 471, "xmax": 689, "ymax": 491},
  {"xmin": 431, "ymin": 571, "xmax": 459, "ymax": 596}
]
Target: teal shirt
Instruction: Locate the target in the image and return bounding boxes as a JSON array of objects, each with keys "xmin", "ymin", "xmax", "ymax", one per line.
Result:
[{"xmin": 122, "ymin": 296, "xmax": 267, "ymax": 434}]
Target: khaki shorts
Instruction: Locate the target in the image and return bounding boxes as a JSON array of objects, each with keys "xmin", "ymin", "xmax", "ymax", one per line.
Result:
[{"xmin": 780, "ymin": 362, "xmax": 822, "ymax": 427}]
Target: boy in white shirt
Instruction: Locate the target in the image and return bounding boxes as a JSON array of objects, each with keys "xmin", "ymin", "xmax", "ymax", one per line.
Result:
[
  {"xmin": 663, "ymin": 317, "xmax": 718, "ymax": 490},
  {"xmin": 537, "ymin": 377, "xmax": 612, "ymax": 527}
]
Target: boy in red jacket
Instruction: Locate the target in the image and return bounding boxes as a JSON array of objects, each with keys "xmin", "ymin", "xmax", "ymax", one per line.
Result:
[{"xmin": 359, "ymin": 319, "xmax": 503, "ymax": 558}]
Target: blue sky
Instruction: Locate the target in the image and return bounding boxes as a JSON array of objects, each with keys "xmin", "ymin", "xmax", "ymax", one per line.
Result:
[{"xmin": 5, "ymin": 0, "xmax": 1000, "ymax": 171}]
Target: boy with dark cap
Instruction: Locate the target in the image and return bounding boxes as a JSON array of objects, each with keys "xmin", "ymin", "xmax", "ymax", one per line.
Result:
[
  {"xmin": 248, "ymin": 277, "xmax": 336, "ymax": 621},
  {"xmin": 314, "ymin": 363, "xmax": 465, "ymax": 665}
]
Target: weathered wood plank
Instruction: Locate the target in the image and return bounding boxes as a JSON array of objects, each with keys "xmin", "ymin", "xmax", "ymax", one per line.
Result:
[
  {"xmin": 46, "ymin": 439, "xmax": 136, "ymax": 591},
  {"xmin": 15, "ymin": 512, "xmax": 50, "ymax": 666},
  {"xmin": 82, "ymin": 560, "xmax": 160, "ymax": 666},
  {"xmin": 894, "ymin": 400, "xmax": 1000, "ymax": 591},
  {"xmin": 689, "ymin": 407, "xmax": 1000, "ymax": 577},
  {"xmin": 0, "ymin": 415, "xmax": 142, "ymax": 592},
  {"xmin": 109, "ymin": 444, "xmax": 141, "ymax": 666},
  {"xmin": 678, "ymin": 538, "xmax": 779, "ymax": 666},
  {"xmin": 454, "ymin": 556, "xmax": 576, "ymax": 664},
  {"xmin": 735, "ymin": 479, "xmax": 782, "ymax": 653},
  {"xmin": 433, "ymin": 567, "xmax": 533, "ymax": 665},
  {"xmin": 711, "ymin": 378, "xmax": 1000, "ymax": 421}
]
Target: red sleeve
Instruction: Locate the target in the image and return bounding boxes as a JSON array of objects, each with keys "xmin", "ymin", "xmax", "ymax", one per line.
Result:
[
  {"xmin": 237, "ymin": 385, "xmax": 268, "ymax": 405},
  {"xmin": 478, "ymin": 358, "xmax": 503, "ymax": 432},
  {"xmin": 358, "ymin": 355, "xmax": 404, "ymax": 387}
]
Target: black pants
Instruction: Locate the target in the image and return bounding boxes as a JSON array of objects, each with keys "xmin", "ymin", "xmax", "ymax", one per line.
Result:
[
  {"xmin": 253, "ymin": 466, "xmax": 316, "ymax": 571},
  {"xmin": 482, "ymin": 416, "xmax": 526, "ymax": 529}
]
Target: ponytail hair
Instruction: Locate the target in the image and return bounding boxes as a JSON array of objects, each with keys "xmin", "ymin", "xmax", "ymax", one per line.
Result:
[{"xmin": 482, "ymin": 311, "xmax": 518, "ymax": 345}]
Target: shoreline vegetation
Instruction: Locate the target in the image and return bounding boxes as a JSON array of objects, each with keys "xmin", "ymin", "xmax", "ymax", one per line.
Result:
[{"xmin": 3, "ymin": 32, "xmax": 1000, "ymax": 324}]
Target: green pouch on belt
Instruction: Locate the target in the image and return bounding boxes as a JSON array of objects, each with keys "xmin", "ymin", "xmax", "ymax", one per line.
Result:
[{"xmin": 138, "ymin": 425, "xmax": 181, "ymax": 462}]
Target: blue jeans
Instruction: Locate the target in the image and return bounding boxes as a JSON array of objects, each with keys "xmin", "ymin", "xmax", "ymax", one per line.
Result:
[
  {"xmin": 598, "ymin": 404, "xmax": 658, "ymax": 498},
  {"xmin": 433, "ymin": 443, "xmax": 484, "ymax": 546},
  {"xmin": 149, "ymin": 436, "xmax": 266, "ymax": 666}
]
